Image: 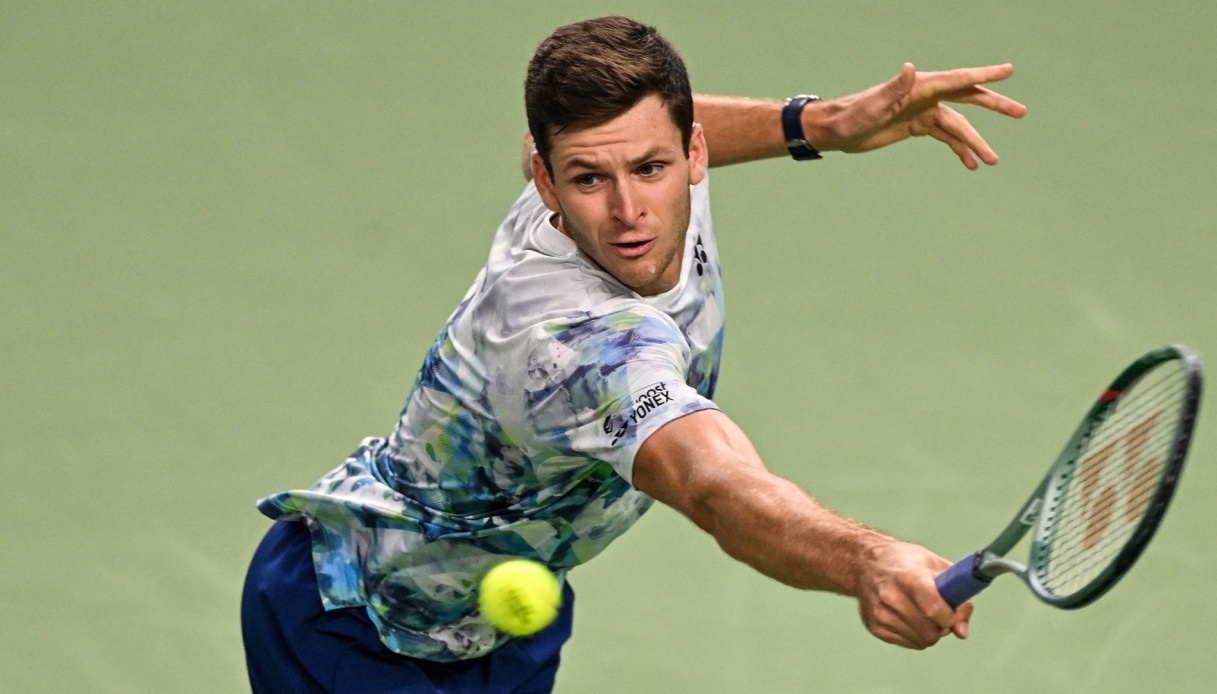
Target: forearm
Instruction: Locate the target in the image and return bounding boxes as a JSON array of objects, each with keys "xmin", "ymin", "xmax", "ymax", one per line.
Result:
[
  {"xmin": 637, "ymin": 410, "xmax": 893, "ymax": 595},
  {"xmin": 636, "ymin": 410, "xmax": 967, "ymax": 648},
  {"xmin": 693, "ymin": 95, "xmax": 790, "ymax": 167},
  {"xmin": 689, "ymin": 454, "xmax": 891, "ymax": 594}
]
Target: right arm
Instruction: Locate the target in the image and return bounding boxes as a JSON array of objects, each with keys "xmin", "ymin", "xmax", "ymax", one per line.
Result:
[
  {"xmin": 633, "ymin": 408, "xmax": 972, "ymax": 649},
  {"xmin": 693, "ymin": 63, "xmax": 1026, "ymax": 169},
  {"xmin": 523, "ymin": 65, "xmax": 1025, "ymax": 176}
]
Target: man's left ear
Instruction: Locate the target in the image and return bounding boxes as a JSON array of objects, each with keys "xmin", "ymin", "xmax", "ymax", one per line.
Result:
[
  {"xmin": 532, "ymin": 151, "xmax": 562, "ymax": 213},
  {"xmin": 688, "ymin": 122, "xmax": 708, "ymax": 185}
]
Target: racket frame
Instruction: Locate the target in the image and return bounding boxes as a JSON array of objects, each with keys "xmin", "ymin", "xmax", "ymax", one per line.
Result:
[{"xmin": 938, "ymin": 344, "xmax": 1203, "ymax": 609}]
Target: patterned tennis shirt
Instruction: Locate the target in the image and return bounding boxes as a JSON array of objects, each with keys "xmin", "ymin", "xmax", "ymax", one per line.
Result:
[{"xmin": 257, "ymin": 175, "xmax": 725, "ymax": 661}]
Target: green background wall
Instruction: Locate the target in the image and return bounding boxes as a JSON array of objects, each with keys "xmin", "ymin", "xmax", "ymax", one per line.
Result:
[{"xmin": 3, "ymin": 2, "xmax": 1214, "ymax": 691}]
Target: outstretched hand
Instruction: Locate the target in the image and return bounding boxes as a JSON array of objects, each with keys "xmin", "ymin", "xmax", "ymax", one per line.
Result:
[
  {"xmin": 855, "ymin": 540, "xmax": 974, "ymax": 649},
  {"xmin": 806, "ymin": 63, "xmax": 1027, "ymax": 169}
]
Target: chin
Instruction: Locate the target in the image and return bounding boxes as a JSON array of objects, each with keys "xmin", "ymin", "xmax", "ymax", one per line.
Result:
[{"xmin": 620, "ymin": 266, "xmax": 661, "ymax": 289}]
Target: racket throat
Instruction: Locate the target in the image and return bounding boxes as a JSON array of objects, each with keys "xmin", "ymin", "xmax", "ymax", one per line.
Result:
[{"xmin": 977, "ymin": 552, "xmax": 1026, "ymax": 581}]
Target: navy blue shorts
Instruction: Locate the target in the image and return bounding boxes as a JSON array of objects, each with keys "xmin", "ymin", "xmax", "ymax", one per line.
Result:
[{"xmin": 241, "ymin": 521, "xmax": 575, "ymax": 693}]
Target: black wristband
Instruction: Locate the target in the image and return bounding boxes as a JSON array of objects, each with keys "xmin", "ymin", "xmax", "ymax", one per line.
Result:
[{"xmin": 782, "ymin": 95, "xmax": 823, "ymax": 161}]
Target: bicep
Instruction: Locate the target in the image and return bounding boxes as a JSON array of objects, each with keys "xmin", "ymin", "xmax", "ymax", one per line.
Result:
[{"xmin": 632, "ymin": 409, "xmax": 767, "ymax": 530}]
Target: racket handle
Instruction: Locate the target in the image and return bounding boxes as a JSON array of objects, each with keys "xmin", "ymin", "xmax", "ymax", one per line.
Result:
[{"xmin": 935, "ymin": 551, "xmax": 993, "ymax": 609}]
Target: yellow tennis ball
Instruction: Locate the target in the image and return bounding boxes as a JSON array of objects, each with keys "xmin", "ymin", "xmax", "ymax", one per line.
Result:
[{"xmin": 478, "ymin": 559, "xmax": 561, "ymax": 636}]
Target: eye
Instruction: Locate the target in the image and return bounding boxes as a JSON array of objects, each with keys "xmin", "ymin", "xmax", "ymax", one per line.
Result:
[
  {"xmin": 574, "ymin": 174, "xmax": 600, "ymax": 187},
  {"xmin": 638, "ymin": 162, "xmax": 664, "ymax": 176}
]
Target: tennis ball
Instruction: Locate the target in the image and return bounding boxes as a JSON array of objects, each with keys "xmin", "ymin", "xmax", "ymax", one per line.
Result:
[{"xmin": 478, "ymin": 559, "xmax": 561, "ymax": 636}]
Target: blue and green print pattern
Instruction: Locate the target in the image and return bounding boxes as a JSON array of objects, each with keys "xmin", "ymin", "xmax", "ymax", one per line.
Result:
[{"xmin": 257, "ymin": 178, "xmax": 725, "ymax": 661}]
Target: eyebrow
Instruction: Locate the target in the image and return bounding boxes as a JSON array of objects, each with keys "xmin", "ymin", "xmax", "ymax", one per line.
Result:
[{"xmin": 560, "ymin": 146, "xmax": 674, "ymax": 174}]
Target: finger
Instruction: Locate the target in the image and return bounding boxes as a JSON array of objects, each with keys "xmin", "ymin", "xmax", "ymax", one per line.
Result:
[
  {"xmin": 917, "ymin": 556, "xmax": 974, "ymax": 640},
  {"xmin": 929, "ymin": 121, "xmax": 979, "ymax": 170},
  {"xmin": 942, "ymin": 86, "xmax": 1028, "ymax": 118},
  {"xmin": 863, "ymin": 582, "xmax": 943, "ymax": 649},
  {"xmin": 916, "ymin": 64, "xmax": 1016, "ymax": 96},
  {"xmin": 888, "ymin": 582, "xmax": 952, "ymax": 648},
  {"xmin": 870, "ymin": 608, "xmax": 940, "ymax": 650},
  {"xmin": 936, "ymin": 104, "xmax": 998, "ymax": 166},
  {"xmin": 870, "ymin": 623, "xmax": 931, "ymax": 650},
  {"xmin": 906, "ymin": 567, "xmax": 962, "ymax": 634},
  {"xmin": 952, "ymin": 601, "xmax": 974, "ymax": 640}
]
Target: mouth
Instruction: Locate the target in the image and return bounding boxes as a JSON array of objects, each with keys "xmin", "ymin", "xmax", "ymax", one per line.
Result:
[{"xmin": 609, "ymin": 238, "xmax": 655, "ymax": 258}]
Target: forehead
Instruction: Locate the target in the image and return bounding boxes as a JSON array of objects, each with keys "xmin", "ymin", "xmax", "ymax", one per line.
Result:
[{"xmin": 549, "ymin": 95, "xmax": 683, "ymax": 169}]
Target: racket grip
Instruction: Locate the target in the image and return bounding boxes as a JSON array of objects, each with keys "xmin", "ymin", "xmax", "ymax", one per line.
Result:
[{"xmin": 935, "ymin": 551, "xmax": 992, "ymax": 609}]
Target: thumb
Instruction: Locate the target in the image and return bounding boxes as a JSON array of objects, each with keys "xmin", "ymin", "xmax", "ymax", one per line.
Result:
[
  {"xmin": 871, "ymin": 63, "xmax": 916, "ymax": 119},
  {"xmin": 952, "ymin": 600, "xmax": 974, "ymax": 640},
  {"xmin": 882, "ymin": 63, "xmax": 916, "ymax": 105},
  {"xmin": 828, "ymin": 63, "xmax": 919, "ymax": 150}
]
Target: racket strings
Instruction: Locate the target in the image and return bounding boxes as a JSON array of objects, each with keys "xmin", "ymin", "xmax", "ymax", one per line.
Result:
[{"xmin": 1035, "ymin": 363, "xmax": 1189, "ymax": 597}]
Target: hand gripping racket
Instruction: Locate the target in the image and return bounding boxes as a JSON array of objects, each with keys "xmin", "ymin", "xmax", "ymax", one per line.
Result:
[{"xmin": 936, "ymin": 344, "xmax": 1203, "ymax": 609}]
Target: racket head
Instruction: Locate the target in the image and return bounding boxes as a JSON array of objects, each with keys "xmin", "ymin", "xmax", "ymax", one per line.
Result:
[{"xmin": 1026, "ymin": 345, "xmax": 1203, "ymax": 608}]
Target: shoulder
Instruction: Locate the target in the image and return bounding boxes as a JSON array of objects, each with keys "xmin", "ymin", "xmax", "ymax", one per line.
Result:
[
  {"xmin": 471, "ymin": 256, "xmax": 632, "ymax": 346},
  {"xmin": 487, "ymin": 181, "xmax": 553, "ymax": 269}
]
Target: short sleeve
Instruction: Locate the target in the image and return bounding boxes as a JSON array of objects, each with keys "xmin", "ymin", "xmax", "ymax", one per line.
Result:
[{"xmin": 512, "ymin": 308, "xmax": 719, "ymax": 484}]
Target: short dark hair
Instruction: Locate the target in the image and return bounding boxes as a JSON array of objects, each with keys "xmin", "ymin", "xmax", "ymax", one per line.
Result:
[{"xmin": 525, "ymin": 16, "xmax": 693, "ymax": 174}]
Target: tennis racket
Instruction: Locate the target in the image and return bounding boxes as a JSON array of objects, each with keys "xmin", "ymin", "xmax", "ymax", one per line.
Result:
[{"xmin": 936, "ymin": 344, "xmax": 1203, "ymax": 609}]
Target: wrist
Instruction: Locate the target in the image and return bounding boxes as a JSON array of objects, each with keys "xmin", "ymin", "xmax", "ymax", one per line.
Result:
[
  {"xmin": 847, "ymin": 530, "xmax": 903, "ymax": 596},
  {"xmin": 781, "ymin": 95, "xmax": 823, "ymax": 160},
  {"xmin": 799, "ymin": 97, "xmax": 838, "ymax": 153}
]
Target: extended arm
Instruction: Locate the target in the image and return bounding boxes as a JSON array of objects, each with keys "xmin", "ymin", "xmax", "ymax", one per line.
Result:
[
  {"xmin": 694, "ymin": 63, "xmax": 1026, "ymax": 168},
  {"xmin": 633, "ymin": 409, "xmax": 971, "ymax": 649},
  {"xmin": 521, "ymin": 64, "xmax": 1024, "ymax": 177}
]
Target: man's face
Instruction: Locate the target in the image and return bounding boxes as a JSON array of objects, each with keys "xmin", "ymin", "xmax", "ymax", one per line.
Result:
[{"xmin": 533, "ymin": 95, "xmax": 708, "ymax": 296}]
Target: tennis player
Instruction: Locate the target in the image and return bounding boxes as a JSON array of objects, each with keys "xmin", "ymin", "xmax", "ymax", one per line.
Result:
[{"xmin": 242, "ymin": 16, "xmax": 1026, "ymax": 693}]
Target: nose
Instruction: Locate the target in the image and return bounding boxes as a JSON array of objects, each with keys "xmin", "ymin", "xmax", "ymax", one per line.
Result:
[{"xmin": 610, "ymin": 180, "xmax": 643, "ymax": 227}]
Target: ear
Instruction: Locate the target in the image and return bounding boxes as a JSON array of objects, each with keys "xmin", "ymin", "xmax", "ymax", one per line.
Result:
[
  {"xmin": 687, "ymin": 122, "xmax": 708, "ymax": 186},
  {"xmin": 531, "ymin": 151, "xmax": 562, "ymax": 213},
  {"xmin": 520, "ymin": 131, "xmax": 536, "ymax": 181}
]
